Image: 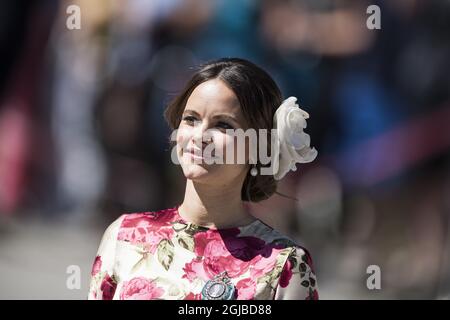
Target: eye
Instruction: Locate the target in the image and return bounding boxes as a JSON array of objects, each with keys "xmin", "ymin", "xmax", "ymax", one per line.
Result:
[
  {"xmin": 216, "ymin": 121, "xmax": 234, "ymax": 130},
  {"xmin": 182, "ymin": 115, "xmax": 198, "ymax": 125}
]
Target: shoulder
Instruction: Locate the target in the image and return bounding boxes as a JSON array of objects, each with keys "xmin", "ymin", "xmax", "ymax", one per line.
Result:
[
  {"xmin": 254, "ymin": 221, "xmax": 312, "ymax": 257},
  {"xmin": 110, "ymin": 207, "xmax": 179, "ymax": 243},
  {"xmin": 249, "ymin": 221, "xmax": 316, "ymax": 271},
  {"xmin": 99, "ymin": 214, "xmax": 126, "ymax": 246},
  {"xmin": 284, "ymin": 245, "xmax": 316, "ymax": 273},
  {"xmin": 273, "ymin": 240, "xmax": 319, "ymax": 300},
  {"xmin": 248, "ymin": 223, "xmax": 318, "ymax": 299},
  {"xmin": 117, "ymin": 206, "xmax": 178, "ymax": 227},
  {"xmin": 100, "ymin": 207, "xmax": 176, "ymax": 237}
]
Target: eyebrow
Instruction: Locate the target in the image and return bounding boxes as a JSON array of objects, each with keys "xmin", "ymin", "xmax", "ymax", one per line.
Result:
[{"xmin": 182, "ymin": 109, "xmax": 241, "ymax": 125}]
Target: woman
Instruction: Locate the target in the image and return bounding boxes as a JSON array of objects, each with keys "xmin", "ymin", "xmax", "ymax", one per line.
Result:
[{"xmin": 88, "ymin": 58, "xmax": 318, "ymax": 300}]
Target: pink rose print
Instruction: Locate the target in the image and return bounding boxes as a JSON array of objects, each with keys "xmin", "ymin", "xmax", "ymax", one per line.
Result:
[
  {"xmin": 236, "ymin": 278, "xmax": 257, "ymax": 300},
  {"xmin": 192, "ymin": 229, "xmax": 236, "ymax": 257},
  {"xmin": 182, "ymin": 257, "xmax": 210, "ymax": 281},
  {"xmin": 120, "ymin": 277, "xmax": 165, "ymax": 300},
  {"xmin": 183, "ymin": 292, "xmax": 202, "ymax": 300},
  {"xmin": 123, "ymin": 209, "xmax": 177, "ymax": 227},
  {"xmin": 250, "ymin": 246, "xmax": 284, "ymax": 279},
  {"xmin": 100, "ymin": 274, "xmax": 117, "ymax": 300},
  {"xmin": 223, "ymin": 234, "xmax": 268, "ymax": 261},
  {"xmin": 144, "ymin": 228, "xmax": 175, "ymax": 254},
  {"xmin": 278, "ymin": 257, "xmax": 293, "ymax": 288},
  {"xmin": 202, "ymin": 240, "xmax": 251, "ymax": 278},
  {"xmin": 118, "ymin": 212, "xmax": 176, "ymax": 253},
  {"xmin": 91, "ymin": 255, "xmax": 102, "ymax": 276},
  {"xmin": 184, "ymin": 230, "xmax": 264, "ymax": 281},
  {"xmin": 183, "ymin": 230, "xmax": 285, "ymax": 284}
]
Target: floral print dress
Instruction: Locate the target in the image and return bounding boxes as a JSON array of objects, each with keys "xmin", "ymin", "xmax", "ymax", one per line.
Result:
[{"xmin": 88, "ymin": 206, "xmax": 319, "ymax": 300}]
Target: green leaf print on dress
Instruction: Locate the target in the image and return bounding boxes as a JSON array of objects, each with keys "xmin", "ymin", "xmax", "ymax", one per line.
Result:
[{"xmin": 157, "ymin": 238, "xmax": 175, "ymax": 271}]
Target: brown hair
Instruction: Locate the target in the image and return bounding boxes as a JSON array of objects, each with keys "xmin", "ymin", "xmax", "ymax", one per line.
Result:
[{"xmin": 164, "ymin": 58, "xmax": 283, "ymax": 202}]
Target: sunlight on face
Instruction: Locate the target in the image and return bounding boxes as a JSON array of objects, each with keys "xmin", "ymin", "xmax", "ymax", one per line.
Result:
[{"xmin": 176, "ymin": 79, "xmax": 249, "ymax": 185}]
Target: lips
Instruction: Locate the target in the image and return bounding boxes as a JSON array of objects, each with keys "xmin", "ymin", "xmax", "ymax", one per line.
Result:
[
  {"xmin": 186, "ymin": 147, "xmax": 203, "ymax": 157},
  {"xmin": 184, "ymin": 147, "xmax": 217, "ymax": 161},
  {"xmin": 186, "ymin": 147, "xmax": 203, "ymax": 155}
]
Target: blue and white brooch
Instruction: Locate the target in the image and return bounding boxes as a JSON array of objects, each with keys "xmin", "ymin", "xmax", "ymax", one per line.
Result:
[{"xmin": 201, "ymin": 271, "xmax": 236, "ymax": 300}]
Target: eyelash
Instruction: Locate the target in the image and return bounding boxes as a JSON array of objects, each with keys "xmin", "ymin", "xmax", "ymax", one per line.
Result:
[
  {"xmin": 217, "ymin": 121, "xmax": 234, "ymax": 130},
  {"xmin": 182, "ymin": 116, "xmax": 235, "ymax": 130},
  {"xmin": 182, "ymin": 116, "xmax": 197, "ymax": 124}
]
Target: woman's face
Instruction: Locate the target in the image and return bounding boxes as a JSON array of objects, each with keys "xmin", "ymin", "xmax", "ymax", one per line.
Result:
[{"xmin": 176, "ymin": 79, "xmax": 250, "ymax": 186}]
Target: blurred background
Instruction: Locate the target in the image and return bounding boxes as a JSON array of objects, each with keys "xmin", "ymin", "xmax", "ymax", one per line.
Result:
[{"xmin": 0, "ymin": 0, "xmax": 449, "ymax": 299}]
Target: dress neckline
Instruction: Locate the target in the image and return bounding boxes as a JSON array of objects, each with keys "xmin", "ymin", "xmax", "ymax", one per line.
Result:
[{"xmin": 173, "ymin": 205, "xmax": 261, "ymax": 231}]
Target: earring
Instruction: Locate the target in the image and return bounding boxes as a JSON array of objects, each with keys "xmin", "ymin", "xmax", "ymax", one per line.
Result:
[{"xmin": 250, "ymin": 165, "xmax": 258, "ymax": 176}]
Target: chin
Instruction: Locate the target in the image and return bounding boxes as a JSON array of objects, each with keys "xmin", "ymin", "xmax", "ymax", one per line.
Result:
[{"xmin": 181, "ymin": 163, "xmax": 213, "ymax": 181}]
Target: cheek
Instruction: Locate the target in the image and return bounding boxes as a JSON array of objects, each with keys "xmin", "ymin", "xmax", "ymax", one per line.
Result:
[
  {"xmin": 215, "ymin": 134, "xmax": 231, "ymax": 155},
  {"xmin": 219, "ymin": 135, "xmax": 248, "ymax": 163},
  {"xmin": 176, "ymin": 126, "xmax": 191, "ymax": 147}
]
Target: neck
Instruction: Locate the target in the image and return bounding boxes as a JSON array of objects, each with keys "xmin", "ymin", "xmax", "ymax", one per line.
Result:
[{"xmin": 178, "ymin": 178, "xmax": 256, "ymax": 229}]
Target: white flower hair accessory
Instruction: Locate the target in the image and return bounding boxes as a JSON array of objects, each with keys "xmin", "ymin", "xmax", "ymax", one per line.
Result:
[{"xmin": 272, "ymin": 96, "xmax": 318, "ymax": 180}]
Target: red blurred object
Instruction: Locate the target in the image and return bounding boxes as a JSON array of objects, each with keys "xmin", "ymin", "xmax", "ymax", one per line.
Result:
[
  {"xmin": 0, "ymin": 5, "xmax": 53, "ymax": 215},
  {"xmin": 0, "ymin": 103, "xmax": 30, "ymax": 214}
]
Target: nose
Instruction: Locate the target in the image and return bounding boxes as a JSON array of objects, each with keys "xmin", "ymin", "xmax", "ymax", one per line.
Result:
[{"xmin": 191, "ymin": 123, "xmax": 213, "ymax": 148}]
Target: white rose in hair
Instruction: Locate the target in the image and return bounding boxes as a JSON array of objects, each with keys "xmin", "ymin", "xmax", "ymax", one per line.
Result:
[{"xmin": 272, "ymin": 96, "xmax": 318, "ymax": 180}]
